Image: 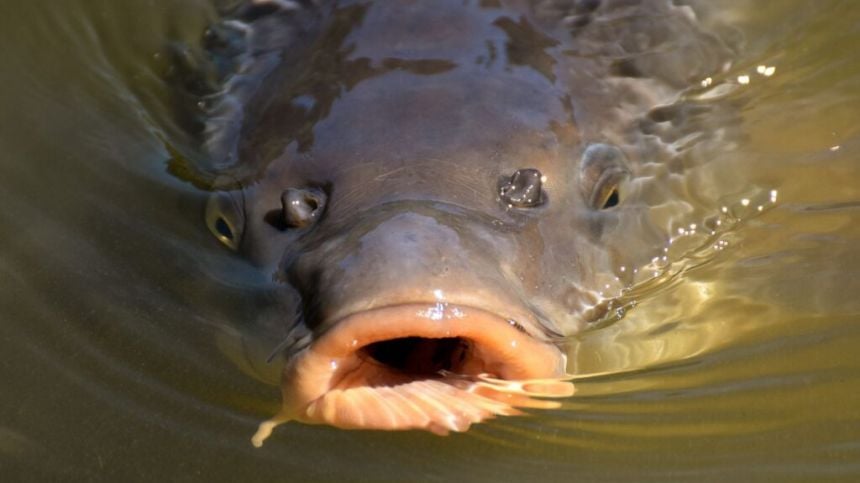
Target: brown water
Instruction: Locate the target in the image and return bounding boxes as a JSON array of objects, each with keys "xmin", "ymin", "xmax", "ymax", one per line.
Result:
[{"xmin": 1, "ymin": 1, "xmax": 859, "ymax": 481}]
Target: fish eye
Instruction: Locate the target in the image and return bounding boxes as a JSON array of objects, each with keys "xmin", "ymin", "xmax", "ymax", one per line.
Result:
[
  {"xmin": 214, "ymin": 217, "xmax": 233, "ymax": 240},
  {"xmin": 602, "ymin": 189, "xmax": 620, "ymax": 209},
  {"xmin": 579, "ymin": 143, "xmax": 630, "ymax": 210},
  {"xmin": 591, "ymin": 173, "xmax": 624, "ymax": 210},
  {"xmin": 205, "ymin": 190, "xmax": 244, "ymax": 250}
]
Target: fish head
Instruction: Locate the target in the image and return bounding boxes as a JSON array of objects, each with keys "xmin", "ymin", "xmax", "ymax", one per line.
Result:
[{"xmin": 198, "ymin": 0, "xmax": 681, "ymax": 441}]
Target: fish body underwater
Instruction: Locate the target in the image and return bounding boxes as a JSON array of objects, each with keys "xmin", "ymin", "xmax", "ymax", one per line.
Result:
[{"xmin": 174, "ymin": 0, "xmax": 740, "ymax": 445}]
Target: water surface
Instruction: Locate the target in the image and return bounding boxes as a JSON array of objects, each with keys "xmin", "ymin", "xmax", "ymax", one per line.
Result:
[{"xmin": 0, "ymin": 1, "xmax": 858, "ymax": 481}]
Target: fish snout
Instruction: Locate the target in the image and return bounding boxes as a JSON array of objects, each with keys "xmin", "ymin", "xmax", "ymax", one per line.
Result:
[
  {"xmin": 253, "ymin": 209, "xmax": 573, "ymax": 445},
  {"xmin": 290, "ymin": 209, "xmax": 529, "ymax": 326}
]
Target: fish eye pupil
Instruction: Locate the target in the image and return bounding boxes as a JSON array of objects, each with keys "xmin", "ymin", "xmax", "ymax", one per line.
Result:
[
  {"xmin": 602, "ymin": 189, "xmax": 619, "ymax": 209},
  {"xmin": 215, "ymin": 217, "xmax": 233, "ymax": 240}
]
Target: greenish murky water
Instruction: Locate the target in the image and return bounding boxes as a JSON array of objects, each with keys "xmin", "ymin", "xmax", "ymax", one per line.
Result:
[{"xmin": 1, "ymin": 1, "xmax": 858, "ymax": 481}]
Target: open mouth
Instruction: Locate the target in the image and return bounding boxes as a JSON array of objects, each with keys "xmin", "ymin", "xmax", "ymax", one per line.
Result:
[
  {"xmin": 363, "ymin": 336, "xmax": 470, "ymax": 375},
  {"xmin": 252, "ymin": 303, "xmax": 573, "ymax": 447}
]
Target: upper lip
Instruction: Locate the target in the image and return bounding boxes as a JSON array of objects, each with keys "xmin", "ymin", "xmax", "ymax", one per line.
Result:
[
  {"xmin": 311, "ymin": 302, "xmax": 567, "ymax": 378},
  {"xmin": 306, "ymin": 289, "xmax": 562, "ymax": 345}
]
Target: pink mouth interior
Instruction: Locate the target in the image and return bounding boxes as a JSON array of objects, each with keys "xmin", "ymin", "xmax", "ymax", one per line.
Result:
[{"xmin": 252, "ymin": 304, "xmax": 573, "ymax": 446}]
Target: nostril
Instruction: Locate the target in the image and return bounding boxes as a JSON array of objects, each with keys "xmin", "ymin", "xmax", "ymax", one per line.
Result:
[
  {"xmin": 304, "ymin": 196, "xmax": 319, "ymax": 211},
  {"xmin": 499, "ymin": 168, "xmax": 544, "ymax": 208},
  {"xmin": 282, "ymin": 187, "xmax": 327, "ymax": 228}
]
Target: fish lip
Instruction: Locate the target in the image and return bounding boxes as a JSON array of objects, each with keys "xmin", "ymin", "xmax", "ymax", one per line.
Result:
[
  {"xmin": 278, "ymin": 303, "xmax": 569, "ymax": 428},
  {"xmin": 307, "ymin": 302, "xmax": 565, "ymax": 376}
]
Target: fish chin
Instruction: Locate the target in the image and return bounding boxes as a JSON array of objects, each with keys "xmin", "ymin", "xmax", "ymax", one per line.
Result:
[{"xmin": 252, "ymin": 304, "xmax": 573, "ymax": 446}]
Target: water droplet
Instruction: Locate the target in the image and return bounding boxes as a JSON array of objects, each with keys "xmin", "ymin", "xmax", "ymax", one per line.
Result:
[{"xmin": 757, "ymin": 65, "xmax": 776, "ymax": 76}]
